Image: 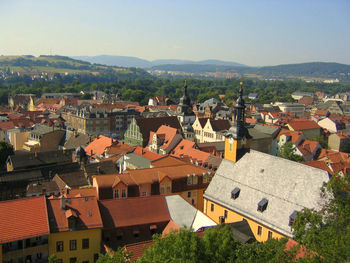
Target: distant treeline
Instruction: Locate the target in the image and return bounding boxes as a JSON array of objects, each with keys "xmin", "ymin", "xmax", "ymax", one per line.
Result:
[{"xmin": 1, "ymin": 74, "xmax": 350, "ymax": 106}]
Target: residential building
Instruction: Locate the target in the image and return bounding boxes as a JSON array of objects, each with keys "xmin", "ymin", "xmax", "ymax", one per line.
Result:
[
  {"xmin": 147, "ymin": 125, "xmax": 183, "ymax": 155},
  {"xmin": 0, "ymin": 196, "xmax": 50, "ymax": 263},
  {"xmin": 275, "ymin": 102, "xmax": 305, "ymax": 117},
  {"xmin": 124, "ymin": 116, "xmax": 181, "ymax": 147},
  {"xmin": 22, "ymin": 124, "xmax": 65, "ymax": 152},
  {"xmin": 93, "ymin": 155, "xmax": 212, "ymax": 210},
  {"xmin": 47, "ymin": 196, "xmax": 103, "ymax": 263},
  {"xmin": 328, "ymin": 133, "xmax": 350, "ymax": 152},
  {"xmin": 193, "ymin": 118, "xmax": 230, "ymax": 143},
  {"xmin": 84, "ymin": 135, "xmax": 117, "ymax": 160},
  {"xmin": 286, "ymin": 120, "xmax": 321, "ymax": 140}
]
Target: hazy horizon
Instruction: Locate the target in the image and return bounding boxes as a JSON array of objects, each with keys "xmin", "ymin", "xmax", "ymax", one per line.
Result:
[{"xmin": 1, "ymin": 0, "xmax": 349, "ymax": 67}]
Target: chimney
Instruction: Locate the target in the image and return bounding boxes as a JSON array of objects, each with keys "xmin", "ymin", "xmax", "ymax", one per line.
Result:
[
  {"xmin": 60, "ymin": 195, "xmax": 66, "ymax": 210},
  {"xmin": 97, "ymin": 165, "xmax": 101, "ymax": 174}
]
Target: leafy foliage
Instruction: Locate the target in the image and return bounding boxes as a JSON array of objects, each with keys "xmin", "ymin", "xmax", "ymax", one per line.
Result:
[
  {"xmin": 292, "ymin": 173, "xmax": 350, "ymax": 262},
  {"xmin": 0, "ymin": 141, "xmax": 14, "ymax": 170},
  {"xmin": 96, "ymin": 248, "xmax": 132, "ymax": 263},
  {"xmin": 277, "ymin": 142, "xmax": 305, "ymax": 162}
]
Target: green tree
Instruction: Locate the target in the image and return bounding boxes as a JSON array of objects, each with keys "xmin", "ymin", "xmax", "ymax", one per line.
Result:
[
  {"xmin": 277, "ymin": 142, "xmax": 305, "ymax": 162},
  {"xmin": 0, "ymin": 141, "xmax": 14, "ymax": 170},
  {"xmin": 48, "ymin": 255, "xmax": 57, "ymax": 263},
  {"xmin": 292, "ymin": 173, "xmax": 350, "ymax": 262},
  {"xmin": 96, "ymin": 248, "xmax": 132, "ymax": 263},
  {"xmin": 235, "ymin": 238, "xmax": 293, "ymax": 263},
  {"xmin": 138, "ymin": 229, "xmax": 205, "ymax": 263},
  {"xmin": 202, "ymin": 224, "xmax": 239, "ymax": 263}
]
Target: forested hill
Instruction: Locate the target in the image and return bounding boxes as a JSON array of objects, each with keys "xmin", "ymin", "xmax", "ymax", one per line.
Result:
[
  {"xmin": 0, "ymin": 55, "xmax": 151, "ymax": 80},
  {"xmin": 151, "ymin": 62, "xmax": 350, "ymax": 80},
  {"xmin": 249, "ymin": 62, "xmax": 350, "ymax": 77}
]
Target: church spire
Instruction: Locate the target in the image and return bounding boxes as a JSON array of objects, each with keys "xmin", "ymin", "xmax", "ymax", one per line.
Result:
[{"xmin": 224, "ymin": 82, "xmax": 252, "ymax": 162}]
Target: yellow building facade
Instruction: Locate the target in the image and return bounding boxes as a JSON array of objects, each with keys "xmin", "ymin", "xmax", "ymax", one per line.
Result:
[
  {"xmin": 204, "ymin": 199, "xmax": 285, "ymax": 242},
  {"xmin": 49, "ymin": 229, "xmax": 101, "ymax": 263}
]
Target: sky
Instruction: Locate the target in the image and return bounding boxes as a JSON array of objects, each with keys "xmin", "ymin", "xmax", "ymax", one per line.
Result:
[{"xmin": 1, "ymin": 0, "xmax": 350, "ymax": 66}]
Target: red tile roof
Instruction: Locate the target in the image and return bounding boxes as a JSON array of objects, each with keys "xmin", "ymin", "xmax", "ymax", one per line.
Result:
[
  {"xmin": 288, "ymin": 120, "xmax": 320, "ymax": 131},
  {"xmin": 162, "ymin": 220, "xmax": 180, "ymax": 236},
  {"xmin": 0, "ymin": 196, "xmax": 49, "ymax": 243},
  {"xmin": 47, "ymin": 196, "xmax": 103, "ymax": 232},
  {"xmin": 85, "ymin": 135, "xmax": 117, "ymax": 158},
  {"xmin": 301, "ymin": 161, "xmax": 333, "ymax": 175},
  {"xmin": 277, "ymin": 129, "xmax": 304, "ymax": 144},
  {"xmin": 0, "ymin": 121, "xmax": 16, "ymax": 130},
  {"xmin": 172, "ymin": 139, "xmax": 211, "ymax": 163},
  {"xmin": 151, "ymin": 155, "xmax": 188, "ymax": 167},
  {"xmin": 99, "ymin": 196, "xmax": 170, "ymax": 228},
  {"xmin": 147, "ymin": 125, "xmax": 179, "ymax": 149},
  {"xmin": 124, "ymin": 240, "xmax": 154, "ymax": 261},
  {"xmin": 133, "ymin": 146, "xmax": 162, "ymax": 161},
  {"xmin": 285, "ymin": 238, "xmax": 314, "ymax": 260},
  {"xmin": 209, "ymin": 119, "xmax": 230, "ymax": 131}
]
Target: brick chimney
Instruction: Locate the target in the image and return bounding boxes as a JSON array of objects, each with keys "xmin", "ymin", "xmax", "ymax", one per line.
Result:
[{"xmin": 60, "ymin": 195, "xmax": 66, "ymax": 210}]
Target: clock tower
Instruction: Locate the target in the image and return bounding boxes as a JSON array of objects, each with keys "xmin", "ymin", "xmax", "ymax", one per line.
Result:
[{"xmin": 224, "ymin": 82, "xmax": 252, "ymax": 162}]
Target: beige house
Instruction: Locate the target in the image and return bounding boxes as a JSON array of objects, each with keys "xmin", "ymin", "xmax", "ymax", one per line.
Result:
[
  {"xmin": 22, "ymin": 124, "xmax": 65, "ymax": 152},
  {"xmin": 193, "ymin": 118, "xmax": 230, "ymax": 143},
  {"xmin": 8, "ymin": 129, "xmax": 30, "ymax": 150},
  {"xmin": 328, "ymin": 133, "xmax": 349, "ymax": 151}
]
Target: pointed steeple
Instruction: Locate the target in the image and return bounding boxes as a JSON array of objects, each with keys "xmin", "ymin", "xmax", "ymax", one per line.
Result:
[{"xmin": 226, "ymin": 82, "xmax": 251, "ymax": 140}]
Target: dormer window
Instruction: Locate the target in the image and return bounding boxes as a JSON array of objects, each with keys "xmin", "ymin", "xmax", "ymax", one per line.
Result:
[
  {"xmin": 187, "ymin": 174, "xmax": 192, "ymax": 185},
  {"xmin": 289, "ymin": 211, "xmax": 297, "ymax": 226},
  {"xmin": 231, "ymin": 187, "xmax": 240, "ymax": 199},
  {"xmin": 257, "ymin": 198, "xmax": 268, "ymax": 212},
  {"xmin": 192, "ymin": 174, "xmax": 198, "ymax": 184}
]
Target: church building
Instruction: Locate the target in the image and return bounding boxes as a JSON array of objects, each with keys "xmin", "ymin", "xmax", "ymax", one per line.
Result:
[{"xmin": 203, "ymin": 83, "xmax": 329, "ymax": 242}]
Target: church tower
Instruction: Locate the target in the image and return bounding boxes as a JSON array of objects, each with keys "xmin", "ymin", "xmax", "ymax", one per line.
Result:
[
  {"xmin": 224, "ymin": 82, "xmax": 252, "ymax": 162},
  {"xmin": 176, "ymin": 81, "xmax": 196, "ymax": 140}
]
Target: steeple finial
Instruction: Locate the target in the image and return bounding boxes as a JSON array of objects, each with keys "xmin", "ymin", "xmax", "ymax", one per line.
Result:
[{"xmin": 239, "ymin": 82, "xmax": 243, "ymax": 98}]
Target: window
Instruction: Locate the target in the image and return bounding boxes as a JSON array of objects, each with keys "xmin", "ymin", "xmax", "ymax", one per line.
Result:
[
  {"xmin": 187, "ymin": 191, "xmax": 191, "ymax": 198},
  {"xmin": 231, "ymin": 187, "xmax": 240, "ymax": 199},
  {"xmin": 121, "ymin": 189, "xmax": 126, "ymax": 198},
  {"xmin": 224, "ymin": 210, "xmax": 228, "ymax": 219},
  {"xmin": 268, "ymin": 231, "xmax": 273, "ymax": 239},
  {"xmin": 257, "ymin": 226, "xmax": 262, "ymax": 236},
  {"xmin": 114, "ymin": 189, "xmax": 119, "ymax": 199},
  {"xmin": 187, "ymin": 175, "xmax": 192, "ymax": 185},
  {"xmin": 133, "ymin": 229, "xmax": 140, "ymax": 238},
  {"xmin": 160, "ymin": 185, "xmax": 165, "ymax": 194},
  {"xmin": 166, "ymin": 184, "xmax": 171, "ymax": 193},
  {"xmin": 289, "ymin": 211, "xmax": 297, "ymax": 226},
  {"xmin": 70, "ymin": 240, "xmax": 77, "ymax": 251},
  {"xmin": 56, "ymin": 241, "xmax": 63, "ymax": 252},
  {"xmin": 210, "ymin": 203, "xmax": 214, "ymax": 212},
  {"xmin": 192, "ymin": 175, "xmax": 198, "ymax": 184},
  {"xmin": 219, "ymin": 216, "xmax": 225, "ymax": 224},
  {"xmin": 229, "ymin": 142, "xmax": 233, "ymax": 152},
  {"xmin": 82, "ymin": 238, "xmax": 89, "ymax": 249},
  {"xmin": 142, "ymin": 191, "xmax": 147, "ymax": 197},
  {"xmin": 257, "ymin": 198, "xmax": 268, "ymax": 212},
  {"xmin": 70, "ymin": 257, "xmax": 77, "ymax": 263}
]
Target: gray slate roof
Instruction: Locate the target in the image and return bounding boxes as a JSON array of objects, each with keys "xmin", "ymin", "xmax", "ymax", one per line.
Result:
[{"xmin": 204, "ymin": 150, "xmax": 329, "ymax": 237}]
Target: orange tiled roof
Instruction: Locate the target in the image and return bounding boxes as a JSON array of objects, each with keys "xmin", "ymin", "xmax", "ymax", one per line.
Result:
[
  {"xmin": 85, "ymin": 135, "xmax": 117, "ymax": 158},
  {"xmin": 301, "ymin": 161, "xmax": 333, "ymax": 175},
  {"xmin": 162, "ymin": 220, "xmax": 180, "ymax": 236},
  {"xmin": 300, "ymin": 140, "xmax": 320, "ymax": 153},
  {"xmin": 0, "ymin": 196, "xmax": 49, "ymax": 243},
  {"xmin": 124, "ymin": 240, "xmax": 154, "ymax": 261},
  {"xmin": 0, "ymin": 121, "xmax": 16, "ymax": 130},
  {"xmin": 99, "ymin": 196, "xmax": 170, "ymax": 228},
  {"xmin": 172, "ymin": 139, "xmax": 211, "ymax": 163},
  {"xmin": 147, "ymin": 125, "xmax": 179, "ymax": 149},
  {"xmin": 151, "ymin": 155, "xmax": 188, "ymax": 167},
  {"xmin": 285, "ymin": 238, "xmax": 314, "ymax": 260},
  {"xmin": 314, "ymin": 109, "xmax": 329, "ymax": 116},
  {"xmin": 106, "ymin": 142, "xmax": 135, "ymax": 155},
  {"xmin": 277, "ymin": 129, "xmax": 304, "ymax": 144},
  {"xmin": 47, "ymin": 196, "xmax": 103, "ymax": 232},
  {"xmin": 133, "ymin": 146, "xmax": 162, "ymax": 161},
  {"xmin": 288, "ymin": 120, "xmax": 320, "ymax": 130}
]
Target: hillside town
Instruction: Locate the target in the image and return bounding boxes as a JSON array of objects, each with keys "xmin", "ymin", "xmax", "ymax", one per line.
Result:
[{"xmin": 0, "ymin": 81, "xmax": 349, "ymax": 263}]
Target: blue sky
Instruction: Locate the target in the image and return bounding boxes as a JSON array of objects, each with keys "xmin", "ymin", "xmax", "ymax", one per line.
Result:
[{"xmin": 1, "ymin": 0, "xmax": 349, "ymax": 66}]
